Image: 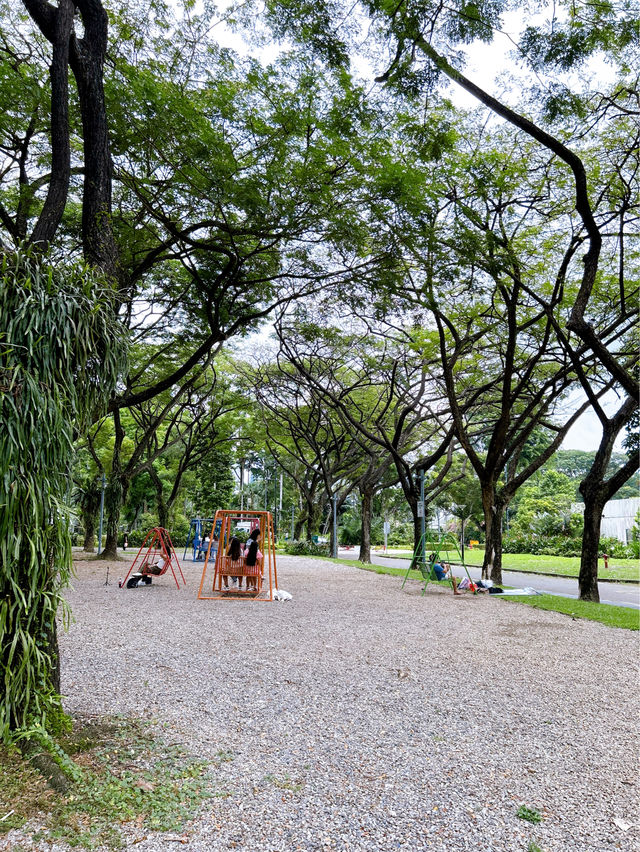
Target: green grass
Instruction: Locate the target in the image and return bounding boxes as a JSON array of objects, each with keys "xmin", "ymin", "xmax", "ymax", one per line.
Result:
[
  {"xmin": 1, "ymin": 717, "xmax": 214, "ymax": 849},
  {"xmin": 502, "ymin": 593, "xmax": 639, "ymax": 630}
]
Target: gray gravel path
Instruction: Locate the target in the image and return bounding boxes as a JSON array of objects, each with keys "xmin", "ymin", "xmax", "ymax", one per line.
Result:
[{"xmin": 5, "ymin": 554, "xmax": 639, "ymax": 851}]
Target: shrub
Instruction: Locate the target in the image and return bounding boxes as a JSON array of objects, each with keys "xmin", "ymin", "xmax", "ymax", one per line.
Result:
[
  {"xmin": 387, "ymin": 523, "xmax": 414, "ymax": 546},
  {"xmin": 598, "ymin": 537, "xmax": 633, "ymax": 559},
  {"xmin": 282, "ymin": 540, "xmax": 331, "ymax": 557}
]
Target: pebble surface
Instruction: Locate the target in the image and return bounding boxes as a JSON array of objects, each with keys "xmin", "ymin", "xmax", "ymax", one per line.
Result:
[{"xmin": 4, "ymin": 554, "xmax": 639, "ymax": 852}]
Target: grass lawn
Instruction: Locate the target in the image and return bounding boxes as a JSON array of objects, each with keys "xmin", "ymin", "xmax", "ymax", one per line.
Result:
[
  {"xmin": 373, "ymin": 548, "xmax": 640, "ymax": 582},
  {"xmin": 501, "ymin": 594, "xmax": 640, "ymax": 630}
]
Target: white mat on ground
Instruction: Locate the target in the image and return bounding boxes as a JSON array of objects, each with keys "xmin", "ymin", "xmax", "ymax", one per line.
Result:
[{"xmin": 495, "ymin": 587, "xmax": 542, "ymax": 596}]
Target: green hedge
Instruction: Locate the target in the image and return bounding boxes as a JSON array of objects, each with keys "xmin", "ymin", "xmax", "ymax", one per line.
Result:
[
  {"xmin": 503, "ymin": 533, "xmax": 633, "ymax": 559},
  {"xmin": 282, "ymin": 540, "xmax": 331, "ymax": 557}
]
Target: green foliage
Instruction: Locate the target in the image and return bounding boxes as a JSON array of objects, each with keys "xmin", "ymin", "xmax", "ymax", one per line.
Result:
[
  {"xmin": 283, "ymin": 540, "xmax": 331, "ymax": 557},
  {"xmin": 1, "ymin": 717, "xmax": 212, "ymax": 849},
  {"xmin": 503, "ymin": 532, "xmax": 583, "ymax": 558},
  {"xmin": 503, "ymin": 530, "xmax": 632, "ymax": 559},
  {"xmin": 191, "ymin": 446, "xmax": 236, "ymax": 518},
  {"xmin": 0, "ymin": 248, "xmax": 126, "ymax": 739},
  {"xmin": 516, "ymin": 805, "xmax": 542, "ymax": 824}
]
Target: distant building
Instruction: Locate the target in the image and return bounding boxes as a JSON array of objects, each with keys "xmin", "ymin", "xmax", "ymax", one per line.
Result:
[{"xmin": 571, "ymin": 497, "xmax": 639, "ymax": 543}]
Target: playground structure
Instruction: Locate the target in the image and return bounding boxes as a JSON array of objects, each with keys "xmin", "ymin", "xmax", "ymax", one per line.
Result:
[
  {"xmin": 197, "ymin": 509, "xmax": 277, "ymax": 601},
  {"xmin": 120, "ymin": 527, "xmax": 186, "ymax": 590},
  {"xmin": 402, "ymin": 531, "xmax": 474, "ymax": 595},
  {"xmin": 183, "ymin": 518, "xmax": 217, "ymax": 562}
]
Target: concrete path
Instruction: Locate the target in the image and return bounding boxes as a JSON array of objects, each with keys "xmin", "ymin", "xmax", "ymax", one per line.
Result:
[{"xmin": 339, "ymin": 548, "xmax": 640, "ymax": 609}]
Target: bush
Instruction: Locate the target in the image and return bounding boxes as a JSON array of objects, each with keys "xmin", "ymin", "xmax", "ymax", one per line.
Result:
[
  {"xmin": 502, "ymin": 532, "xmax": 633, "ymax": 559},
  {"xmin": 125, "ymin": 529, "xmax": 148, "ymax": 548},
  {"xmin": 282, "ymin": 540, "xmax": 331, "ymax": 557},
  {"xmin": 387, "ymin": 523, "xmax": 414, "ymax": 546},
  {"xmin": 598, "ymin": 537, "xmax": 633, "ymax": 559}
]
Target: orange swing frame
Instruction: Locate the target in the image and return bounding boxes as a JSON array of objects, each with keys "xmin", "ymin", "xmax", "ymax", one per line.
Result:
[{"xmin": 197, "ymin": 510, "xmax": 278, "ymax": 601}]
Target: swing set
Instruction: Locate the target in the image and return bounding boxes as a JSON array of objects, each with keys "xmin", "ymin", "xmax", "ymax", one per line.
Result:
[
  {"xmin": 197, "ymin": 509, "xmax": 278, "ymax": 601},
  {"xmin": 401, "ymin": 530, "xmax": 474, "ymax": 596},
  {"xmin": 183, "ymin": 517, "xmax": 218, "ymax": 562},
  {"xmin": 120, "ymin": 527, "xmax": 186, "ymax": 590}
]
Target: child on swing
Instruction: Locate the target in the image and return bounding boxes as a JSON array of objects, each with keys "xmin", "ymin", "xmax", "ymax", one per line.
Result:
[
  {"xmin": 243, "ymin": 528, "xmax": 263, "ymax": 592},
  {"xmin": 224, "ymin": 536, "xmax": 243, "ymax": 590}
]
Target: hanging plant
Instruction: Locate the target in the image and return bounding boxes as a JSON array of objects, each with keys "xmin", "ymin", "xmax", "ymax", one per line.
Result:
[{"xmin": 0, "ymin": 248, "xmax": 126, "ymax": 740}]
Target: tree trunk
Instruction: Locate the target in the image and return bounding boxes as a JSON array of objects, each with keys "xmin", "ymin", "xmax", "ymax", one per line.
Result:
[
  {"xmin": 69, "ymin": 2, "xmax": 120, "ymax": 281},
  {"xmin": 82, "ymin": 514, "xmax": 96, "ymax": 552},
  {"xmin": 409, "ymin": 499, "xmax": 422, "ymax": 569},
  {"xmin": 305, "ymin": 500, "xmax": 317, "ymax": 541},
  {"xmin": 577, "ymin": 395, "xmax": 638, "ymax": 601},
  {"xmin": 578, "ymin": 487, "xmax": 604, "ymax": 602},
  {"xmin": 29, "ymin": 0, "xmax": 73, "ymax": 249},
  {"xmin": 99, "ymin": 476, "xmax": 128, "ymax": 560},
  {"xmin": 481, "ymin": 483, "xmax": 505, "ymax": 584},
  {"xmin": 358, "ymin": 488, "xmax": 373, "ymax": 563}
]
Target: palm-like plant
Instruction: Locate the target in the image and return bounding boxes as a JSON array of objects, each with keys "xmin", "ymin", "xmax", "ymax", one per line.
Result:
[{"xmin": 0, "ymin": 248, "xmax": 126, "ymax": 738}]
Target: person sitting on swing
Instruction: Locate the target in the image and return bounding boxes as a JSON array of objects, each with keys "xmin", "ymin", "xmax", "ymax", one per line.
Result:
[
  {"xmin": 244, "ymin": 529, "xmax": 263, "ymax": 592},
  {"xmin": 224, "ymin": 536, "xmax": 243, "ymax": 590},
  {"xmin": 428, "ymin": 552, "xmax": 449, "ymax": 581}
]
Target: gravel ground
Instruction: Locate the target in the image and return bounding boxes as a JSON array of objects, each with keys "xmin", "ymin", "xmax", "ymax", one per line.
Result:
[{"xmin": 4, "ymin": 553, "xmax": 639, "ymax": 852}]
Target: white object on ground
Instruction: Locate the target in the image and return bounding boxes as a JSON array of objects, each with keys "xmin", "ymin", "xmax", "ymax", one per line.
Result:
[
  {"xmin": 273, "ymin": 588, "xmax": 292, "ymax": 601},
  {"xmin": 496, "ymin": 587, "xmax": 542, "ymax": 596}
]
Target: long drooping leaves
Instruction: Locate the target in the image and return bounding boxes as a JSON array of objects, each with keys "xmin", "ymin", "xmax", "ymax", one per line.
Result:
[{"xmin": 0, "ymin": 248, "xmax": 126, "ymax": 738}]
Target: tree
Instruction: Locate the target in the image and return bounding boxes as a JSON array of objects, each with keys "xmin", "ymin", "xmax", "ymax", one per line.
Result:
[
  {"xmin": 510, "ymin": 470, "xmax": 578, "ymax": 537},
  {"xmin": 271, "ymin": 312, "xmax": 464, "ymax": 562},
  {"xmin": 8, "ymin": 2, "xmax": 396, "ymax": 562},
  {"xmin": 74, "ymin": 474, "xmax": 102, "ymax": 552},
  {"xmin": 0, "ymin": 249, "xmax": 124, "ymax": 737},
  {"xmin": 243, "ymin": 352, "xmax": 370, "ymax": 550},
  {"xmin": 259, "ymin": 0, "xmax": 639, "ymax": 595},
  {"xmin": 577, "ymin": 396, "xmax": 638, "ymax": 600}
]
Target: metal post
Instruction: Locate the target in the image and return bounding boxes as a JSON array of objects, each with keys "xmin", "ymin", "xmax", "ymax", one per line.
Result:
[
  {"xmin": 97, "ymin": 473, "xmax": 106, "ymax": 555},
  {"xmin": 420, "ymin": 468, "xmax": 426, "ymax": 565},
  {"xmin": 332, "ymin": 494, "xmax": 338, "ymax": 558},
  {"xmin": 291, "ymin": 505, "xmax": 295, "ymax": 541},
  {"xmin": 264, "ymin": 462, "xmax": 268, "ymax": 511},
  {"xmin": 279, "ymin": 472, "xmax": 283, "ymax": 513},
  {"xmin": 461, "ymin": 517, "xmax": 465, "ymax": 563},
  {"xmin": 239, "ymin": 459, "xmax": 244, "ymax": 511}
]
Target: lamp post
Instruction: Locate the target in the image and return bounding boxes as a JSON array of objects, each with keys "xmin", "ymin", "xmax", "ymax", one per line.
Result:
[
  {"xmin": 419, "ymin": 468, "xmax": 426, "ymax": 565},
  {"xmin": 331, "ymin": 494, "xmax": 338, "ymax": 558},
  {"xmin": 97, "ymin": 473, "xmax": 106, "ymax": 555}
]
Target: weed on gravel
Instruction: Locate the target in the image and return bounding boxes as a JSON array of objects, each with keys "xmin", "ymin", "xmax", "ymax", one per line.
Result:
[{"xmin": 0, "ymin": 716, "xmax": 213, "ymax": 850}]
